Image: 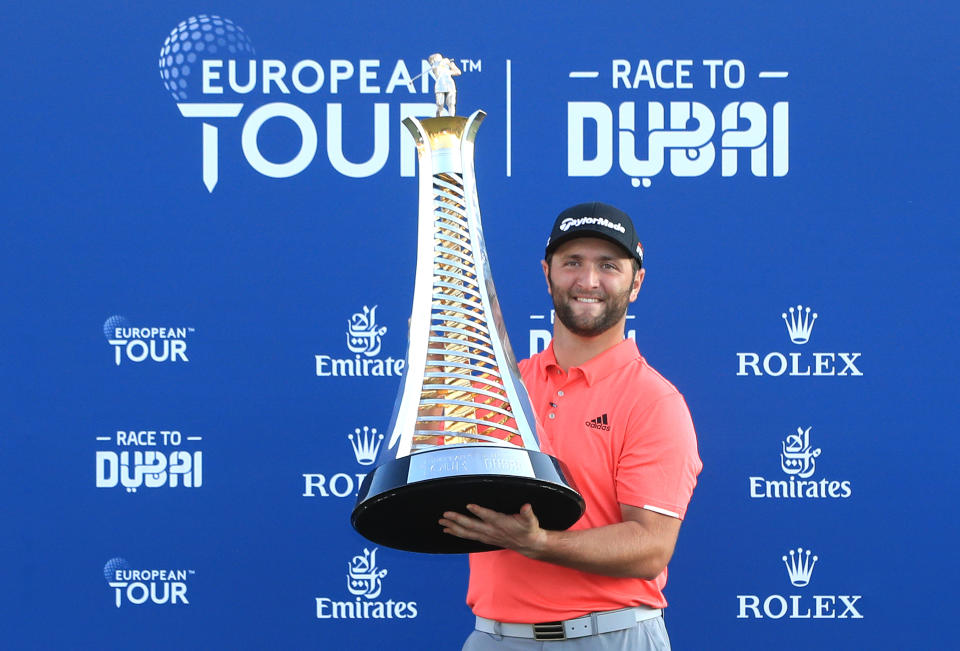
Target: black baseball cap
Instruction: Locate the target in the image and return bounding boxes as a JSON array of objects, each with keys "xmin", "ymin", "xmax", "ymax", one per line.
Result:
[{"xmin": 545, "ymin": 202, "xmax": 644, "ymax": 267}]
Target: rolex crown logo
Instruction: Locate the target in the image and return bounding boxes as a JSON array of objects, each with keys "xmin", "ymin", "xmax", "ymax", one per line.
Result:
[
  {"xmin": 349, "ymin": 427, "xmax": 384, "ymax": 466},
  {"xmin": 782, "ymin": 547, "xmax": 818, "ymax": 587},
  {"xmin": 781, "ymin": 305, "xmax": 818, "ymax": 344}
]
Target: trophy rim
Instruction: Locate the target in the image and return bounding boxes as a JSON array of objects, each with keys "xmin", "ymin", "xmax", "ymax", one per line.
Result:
[{"xmin": 351, "ymin": 447, "xmax": 585, "ymax": 554}]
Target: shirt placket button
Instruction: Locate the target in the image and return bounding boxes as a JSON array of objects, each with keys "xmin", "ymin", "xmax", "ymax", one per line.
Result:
[{"xmin": 548, "ymin": 388, "xmax": 564, "ymax": 417}]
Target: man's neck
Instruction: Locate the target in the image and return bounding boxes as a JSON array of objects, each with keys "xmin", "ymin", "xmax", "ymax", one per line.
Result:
[{"xmin": 551, "ymin": 320, "xmax": 626, "ymax": 371}]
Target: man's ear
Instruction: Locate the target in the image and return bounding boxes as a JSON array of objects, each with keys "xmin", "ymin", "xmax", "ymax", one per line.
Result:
[
  {"xmin": 629, "ymin": 268, "xmax": 645, "ymax": 302},
  {"xmin": 541, "ymin": 259, "xmax": 552, "ymax": 295}
]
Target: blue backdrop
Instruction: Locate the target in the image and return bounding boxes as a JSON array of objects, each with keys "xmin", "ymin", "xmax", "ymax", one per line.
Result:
[{"xmin": 3, "ymin": 1, "xmax": 957, "ymax": 649}]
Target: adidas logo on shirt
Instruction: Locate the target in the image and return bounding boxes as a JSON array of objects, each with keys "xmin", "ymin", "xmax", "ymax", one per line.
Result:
[{"xmin": 585, "ymin": 413, "xmax": 611, "ymax": 431}]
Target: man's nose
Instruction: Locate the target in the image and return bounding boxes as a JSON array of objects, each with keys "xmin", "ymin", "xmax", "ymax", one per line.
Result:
[{"xmin": 577, "ymin": 265, "xmax": 600, "ymax": 288}]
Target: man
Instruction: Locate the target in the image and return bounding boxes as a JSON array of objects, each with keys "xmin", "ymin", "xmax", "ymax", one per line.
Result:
[{"xmin": 439, "ymin": 202, "xmax": 702, "ymax": 650}]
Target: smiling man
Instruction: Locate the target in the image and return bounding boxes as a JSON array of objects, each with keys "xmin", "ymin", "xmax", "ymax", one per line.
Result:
[{"xmin": 440, "ymin": 202, "xmax": 702, "ymax": 650}]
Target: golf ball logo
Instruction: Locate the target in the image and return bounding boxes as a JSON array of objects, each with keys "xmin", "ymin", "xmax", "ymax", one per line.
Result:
[{"xmin": 158, "ymin": 15, "xmax": 254, "ymax": 101}]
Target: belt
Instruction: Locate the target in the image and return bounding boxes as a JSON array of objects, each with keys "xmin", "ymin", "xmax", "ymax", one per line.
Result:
[{"xmin": 475, "ymin": 606, "xmax": 662, "ymax": 641}]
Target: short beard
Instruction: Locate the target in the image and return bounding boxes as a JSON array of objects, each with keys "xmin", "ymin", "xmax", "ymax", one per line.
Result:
[{"xmin": 549, "ymin": 278, "xmax": 632, "ymax": 337}]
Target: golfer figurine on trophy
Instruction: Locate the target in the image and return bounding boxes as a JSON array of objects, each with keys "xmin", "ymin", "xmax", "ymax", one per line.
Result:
[{"xmin": 426, "ymin": 53, "xmax": 462, "ymax": 117}]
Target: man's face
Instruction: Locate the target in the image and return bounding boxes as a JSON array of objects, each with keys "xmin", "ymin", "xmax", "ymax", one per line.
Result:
[{"xmin": 543, "ymin": 237, "xmax": 644, "ymax": 337}]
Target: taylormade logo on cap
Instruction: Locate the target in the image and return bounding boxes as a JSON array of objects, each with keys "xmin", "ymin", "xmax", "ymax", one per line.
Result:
[
  {"xmin": 547, "ymin": 201, "xmax": 643, "ymax": 268},
  {"xmin": 559, "ymin": 216, "xmax": 626, "ymax": 234}
]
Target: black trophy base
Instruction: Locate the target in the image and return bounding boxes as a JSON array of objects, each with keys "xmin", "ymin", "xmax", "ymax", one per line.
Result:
[{"xmin": 351, "ymin": 445, "xmax": 585, "ymax": 554}]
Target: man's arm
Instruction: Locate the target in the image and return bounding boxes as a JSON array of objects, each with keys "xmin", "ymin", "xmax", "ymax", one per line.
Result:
[{"xmin": 438, "ymin": 502, "xmax": 681, "ymax": 580}]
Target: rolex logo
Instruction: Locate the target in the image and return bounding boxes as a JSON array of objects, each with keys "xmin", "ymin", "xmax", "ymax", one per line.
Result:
[
  {"xmin": 301, "ymin": 428, "xmax": 379, "ymax": 499},
  {"xmin": 782, "ymin": 305, "xmax": 818, "ymax": 344},
  {"xmin": 737, "ymin": 548, "xmax": 863, "ymax": 620},
  {"xmin": 783, "ymin": 547, "xmax": 818, "ymax": 587},
  {"xmin": 736, "ymin": 304, "xmax": 862, "ymax": 377},
  {"xmin": 349, "ymin": 427, "xmax": 384, "ymax": 466}
]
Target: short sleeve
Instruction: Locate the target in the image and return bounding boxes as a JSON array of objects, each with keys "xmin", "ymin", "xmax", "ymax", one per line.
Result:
[{"xmin": 615, "ymin": 393, "xmax": 702, "ymax": 519}]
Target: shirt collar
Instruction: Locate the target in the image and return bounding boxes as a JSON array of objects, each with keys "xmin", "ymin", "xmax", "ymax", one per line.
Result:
[{"xmin": 537, "ymin": 338, "xmax": 642, "ymax": 386}]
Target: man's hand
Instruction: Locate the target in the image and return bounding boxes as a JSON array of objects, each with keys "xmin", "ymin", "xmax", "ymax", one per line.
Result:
[
  {"xmin": 439, "ymin": 504, "xmax": 547, "ymax": 558},
  {"xmin": 440, "ymin": 502, "xmax": 682, "ymax": 579}
]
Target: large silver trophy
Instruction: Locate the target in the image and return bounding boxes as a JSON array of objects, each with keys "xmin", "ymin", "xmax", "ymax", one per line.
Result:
[{"xmin": 351, "ymin": 59, "xmax": 584, "ymax": 553}]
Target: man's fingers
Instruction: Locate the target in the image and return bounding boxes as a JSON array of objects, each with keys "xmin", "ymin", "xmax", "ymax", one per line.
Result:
[
  {"xmin": 465, "ymin": 503, "xmax": 499, "ymax": 520},
  {"xmin": 439, "ymin": 512, "xmax": 488, "ymax": 541},
  {"xmin": 463, "ymin": 503, "xmax": 539, "ymax": 528},
  {"xmin": 441, "ymin": 509, "xmax": 483, "ymax": 525},
  {"xmin": 440, "ymin": 511, "xmax": 486, "ymax": 531},
  {"xmin": 519, "ymin": 503, "xmax": 539, "ymax": 525},
  {"xmin": 440, "ymin": 522, "xmax": 481, "ymax": 540},
  {"xmin": 440, "ymin": 504, "xmax": 536, "ymax": 541}
]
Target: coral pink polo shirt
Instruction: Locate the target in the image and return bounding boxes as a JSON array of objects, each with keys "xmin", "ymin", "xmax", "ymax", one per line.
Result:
[{"xmin": 467, "ymin": 338, "xmax": 701, "ymax": 622}]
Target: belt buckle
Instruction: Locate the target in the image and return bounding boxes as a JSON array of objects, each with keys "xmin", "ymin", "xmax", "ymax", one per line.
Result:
[{"xmin": 533, "ymin": 621, "xmax": 565, "ymax": 641}]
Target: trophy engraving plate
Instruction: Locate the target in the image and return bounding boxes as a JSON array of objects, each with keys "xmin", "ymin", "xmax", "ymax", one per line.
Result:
[{"xmin": 408, "ymin": 446, "xmax": 535, "ymax": 483}]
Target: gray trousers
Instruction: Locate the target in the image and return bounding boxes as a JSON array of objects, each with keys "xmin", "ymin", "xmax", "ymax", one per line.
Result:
[{"xmin": 461, "ymin": 616, "xmax": 671, "ymax": 650}]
